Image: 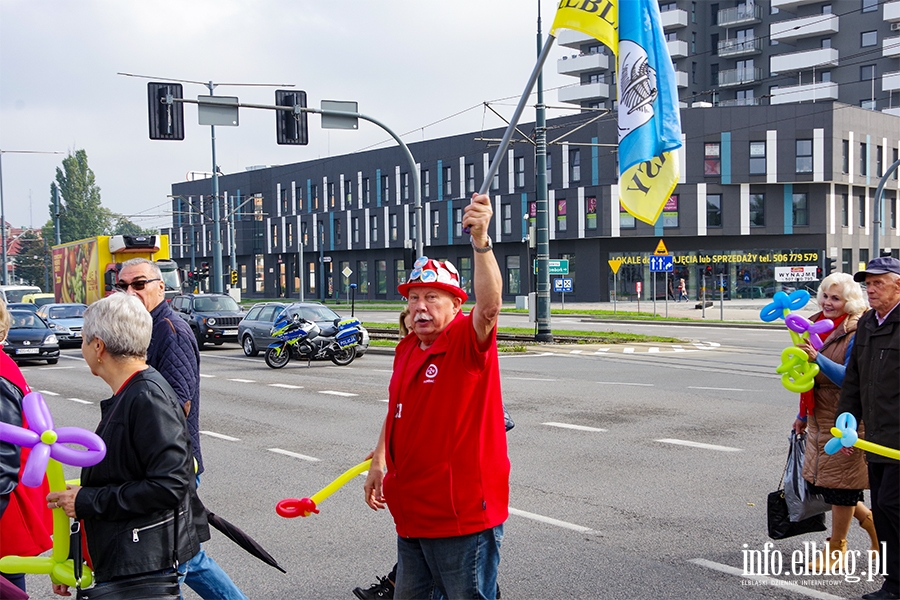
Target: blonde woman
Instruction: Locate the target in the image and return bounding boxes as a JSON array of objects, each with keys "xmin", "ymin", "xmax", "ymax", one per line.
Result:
[{"xmin": 793, "ymin": 273, "xmax": 877, "ymax": 570}]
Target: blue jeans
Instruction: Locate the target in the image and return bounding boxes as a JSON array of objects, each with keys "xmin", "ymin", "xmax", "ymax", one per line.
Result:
[
  {"xmin": 180, "ymin": 548, "xmax": 247, "ymax": 600},
  {"xmin": 395, "ymin": 525, "xmax": 503, "ymax": 600},
  {"xmin": 179, "ymin": 475, "xmax": 248, "ymax": 600}
]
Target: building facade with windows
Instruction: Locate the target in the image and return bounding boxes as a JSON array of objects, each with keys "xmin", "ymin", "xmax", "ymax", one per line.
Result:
[
  {"xmin": 167, "ymin": 101, "xmax": 899, "ymax": 303},
  {"xmin": 555, "ymin": 0, "xmax": 900, "ymax": 114}
]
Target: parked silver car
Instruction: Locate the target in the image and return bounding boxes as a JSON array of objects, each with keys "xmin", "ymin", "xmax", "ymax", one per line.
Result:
[{"xmin": 35, "ymin": 303, "xmax": 87, "ymax": 347}]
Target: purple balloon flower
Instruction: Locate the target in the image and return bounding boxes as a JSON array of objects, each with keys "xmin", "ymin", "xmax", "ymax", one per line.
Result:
[{"xmin": 0, "ymin": 392, "xmax": 106, "ymax": 487}]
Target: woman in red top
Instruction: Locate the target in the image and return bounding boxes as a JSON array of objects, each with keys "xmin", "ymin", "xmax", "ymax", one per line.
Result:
[{"xmin": 0, "ymin": 302, "xmax": 53, "ymax": 594}]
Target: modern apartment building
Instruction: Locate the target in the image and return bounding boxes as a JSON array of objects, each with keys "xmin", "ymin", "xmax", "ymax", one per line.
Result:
[
  {"xmin": 556, "ymin": 0, "xmax": 900, "ymax": 114},
  {"xmin": 166, "ymin": 101, "xmax": 899, "ymax": 304}
]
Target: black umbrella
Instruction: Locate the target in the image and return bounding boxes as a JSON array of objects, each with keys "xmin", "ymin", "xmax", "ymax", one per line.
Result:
[{"xmin": 207, "ymin": 511, "xmax": 287, "ymax": 573}]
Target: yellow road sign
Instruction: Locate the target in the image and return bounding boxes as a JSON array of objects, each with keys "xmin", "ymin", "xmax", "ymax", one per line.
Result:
[
  {"xmin": 654, "ymin": 239, "xmax": 668, "ymax": 256},
  {"xmin": 608, "ymin": 259, "xmax": 622, "ymax": 274}
]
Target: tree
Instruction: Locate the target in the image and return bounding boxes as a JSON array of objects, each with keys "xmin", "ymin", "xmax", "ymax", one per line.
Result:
[
  {"xmin": 45, "ymin": 149, "xmax": 113, "ymax": 244},
  {"xmin": 12, "ymin": 229, "xmax": 48, "ymax": 289},
  {"xmin": 110, "ymin": 215, "xmax": 158, "ymax": 237}
]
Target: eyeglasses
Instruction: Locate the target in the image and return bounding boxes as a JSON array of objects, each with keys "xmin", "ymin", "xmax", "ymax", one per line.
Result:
[{"xmin": 114, "ymin": 278, "xmax": 161, "ymax": 291}]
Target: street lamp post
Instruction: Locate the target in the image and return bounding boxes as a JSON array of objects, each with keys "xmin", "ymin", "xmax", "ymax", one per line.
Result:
[{"xmin": 318, "ymin": 220, "xmax": 325, "ymax": 302}]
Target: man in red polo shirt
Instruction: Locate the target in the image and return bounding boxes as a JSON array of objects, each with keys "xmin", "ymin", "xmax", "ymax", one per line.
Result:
[{"xmin": 364, "ymin": 192, "xmax": 508, "ymax": 600}]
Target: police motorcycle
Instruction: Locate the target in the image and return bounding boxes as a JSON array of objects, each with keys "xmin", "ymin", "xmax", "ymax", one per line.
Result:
[{"xmin": 264, "ymin": 311, "xmax": 362, "ymax": 369}]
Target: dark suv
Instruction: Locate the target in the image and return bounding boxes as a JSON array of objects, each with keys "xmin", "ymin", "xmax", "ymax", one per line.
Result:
[{"xmin": 170, "ymin": 293, "xmax": 245, "ymax": 347}]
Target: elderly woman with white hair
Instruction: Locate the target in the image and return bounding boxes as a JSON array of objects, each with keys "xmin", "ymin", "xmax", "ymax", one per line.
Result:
[
  {"xmin": 792, "ymin": 272, "xmax": 877, "ymax": 571},
  {"xmin": 47, "ymin": 293, "xmax": 208, "ymax": 597}
]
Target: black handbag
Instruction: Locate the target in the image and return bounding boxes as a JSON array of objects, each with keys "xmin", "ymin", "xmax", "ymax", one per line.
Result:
[
  {"xmin": 74, "ymin": 509, "xmax": 181, "ymax": 599},
  {"xmin": 767, "ymin": 441, "xmax": 827, "ymax": 540}
]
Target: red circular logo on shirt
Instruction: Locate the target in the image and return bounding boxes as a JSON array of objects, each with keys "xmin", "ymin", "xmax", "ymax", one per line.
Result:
[{"xmin": 425, "ymin": 364, "xmax": 438, "ymax": 378}]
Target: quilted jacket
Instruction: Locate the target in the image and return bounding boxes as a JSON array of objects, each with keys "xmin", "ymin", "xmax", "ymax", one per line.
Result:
[{"xmin": 147, "ymin": 300, "xmax": 203, "ymax": 474}]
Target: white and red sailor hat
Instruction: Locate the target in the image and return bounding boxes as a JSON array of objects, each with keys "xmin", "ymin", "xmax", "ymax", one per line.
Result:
[{"xmin": 397, "ymin": 256, "xmax": 468, "ymax": 303}]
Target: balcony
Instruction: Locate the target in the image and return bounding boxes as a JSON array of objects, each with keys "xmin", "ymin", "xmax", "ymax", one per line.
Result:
[
  {"xmin": 770, "ymin": 81, "xmax": 839, "ymax": 105},
  {"xmin": 885, "ymin": 1, "xmax": 900, "ymax": 22},
  {"xmin": 718, "ymin": 4, "xmax": 762, "ymax": 27},
  {"xmin": 770, "ymin": 47, "xmax": 839, "ymax": 74},
  {"xmin": 718, "ymin": 67, "xmax": 763, "ymax": 86},
  {"xmin": 884, "ymin": 70, "xmax": 900, "ymax": 92},
  {"xmin": 884, "ymin": 107, "xmax": 900, "ymax": 117},
  {"xmin": 675, "ymin": 70, "xmax": 688, "ymax": 88},
  {"xmin": 667, "ymin": 39, "xmax": 689, "ymax": 59},
  {"xmin": 772, "ymin": 0, "xmax": 824, "ymax": 10},
  {"xmin": 558, "ymin": 81, "xmax": 611, "ymax": 105},
  {"xmin": 770, "ymin": 14, "xmax": 839, "ymax": 43},
  {"xmin": 659, "ymin": 8, "xmax": 688, "ymax": 29},
  {"xmin": 718, "ymin": 37, "xmax": 762, "ymax": 57},
  {"xmin": 718, "ymin": 97, "xmax": 761, "ymax": 107},
  {"xmin": 557, "ymin": 52, "xmax": 611, "ymax": 76},
  {"xmin": 885, "ymin": 36, "xmax": 900, "ymax": 58},
  {"xmin": 556, "ymin": 29, "xmax": 595, "ymax": 50}
]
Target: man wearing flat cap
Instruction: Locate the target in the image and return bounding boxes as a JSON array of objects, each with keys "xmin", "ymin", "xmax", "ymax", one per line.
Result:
[
  {"xmin": 837, "ymin": 256, "xmax": 900, "ymax": 600},
  {"xmin": 364, "ymin": 192, "xmax": 508, "ymax": 600}
]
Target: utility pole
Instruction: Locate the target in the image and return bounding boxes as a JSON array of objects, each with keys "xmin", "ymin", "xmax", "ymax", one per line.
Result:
[{"xmin": 534, "ymin": 1, "xmax": 552, "ymax": 341}]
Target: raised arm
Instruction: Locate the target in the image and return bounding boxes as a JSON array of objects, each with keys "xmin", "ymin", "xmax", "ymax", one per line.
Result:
[{"xmin": 463, "ymin": 193, "xmax": 503, "ymax": 346}]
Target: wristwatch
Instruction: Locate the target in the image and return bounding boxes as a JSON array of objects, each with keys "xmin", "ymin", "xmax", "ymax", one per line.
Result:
[{"xmin": 471, "ymin": 236, "xmax": 493, "ymax": 253}]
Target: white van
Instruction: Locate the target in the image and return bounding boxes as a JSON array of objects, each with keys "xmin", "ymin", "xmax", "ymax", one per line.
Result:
[{"xmin": 0, "ymin": 285, "xmax": 43, "ymax": 305}]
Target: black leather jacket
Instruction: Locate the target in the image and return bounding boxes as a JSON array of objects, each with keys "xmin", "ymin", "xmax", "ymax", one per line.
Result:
[
  {"xmin": 74, "ymin": 368, "xmax": 210, "ymax": 581},
  {"xmin": 0, "ymin": 376, "xmax": 23, "ymax": 517}
]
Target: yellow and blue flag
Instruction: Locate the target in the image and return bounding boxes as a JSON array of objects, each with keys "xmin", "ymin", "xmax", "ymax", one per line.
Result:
[{"xmin": 551, "ymin": 0, "xmax": 682, "ymax": 225}]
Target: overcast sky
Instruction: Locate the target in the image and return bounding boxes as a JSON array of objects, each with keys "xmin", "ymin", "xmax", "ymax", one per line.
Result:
[{"xmin": 0, "ymin": 0, "xmax": 575, "ymax": 233}]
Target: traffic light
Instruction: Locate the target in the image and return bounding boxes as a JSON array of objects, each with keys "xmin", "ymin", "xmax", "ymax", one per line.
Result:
[
  {"xmin": 147, "ymin": 83, "xmax": 184, "ymax": 140},
  {"xmin": 403, "ymin": 247, "xmax": 416, "ymax": 270},
  {"xmin": 826, "ymin": 257, "xmax": 837, "ymax": 275},
  {"xmin": 275, "ymin": 90, "xmax": 308, "ymax": 145},
  {"xmin": 816, "ymin": 266, "xmax": 823, "ymax": 280},
  {"xmin": 704, "ymin": 265, "xmax": 713, "ymax": 276},
  {"xmin": 230, "ymin": 270, "xmax": 238, "ymax": 286},
  {"xmin": 200, "ymin": 262, "xmax": 210, "ymax": 278}
]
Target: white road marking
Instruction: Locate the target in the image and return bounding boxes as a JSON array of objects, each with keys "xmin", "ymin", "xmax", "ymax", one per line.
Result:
[
  {"xmin": 506, "ymin": 377, "xmax": 558, "ymax": 382},
  {"xmin": 569, "ymin": 350, "xmax": 583, "ymax": 354},
  {"xmin": 623, "ymin": 347, "xmax": 635, "ymax": 353},
  {"xmin": 39, "ymin": 366, "xmax": 75, "ymax": 370},
  {"xmin": 269, "ymin": 383, "xmax": 304, "ymax": 389},
  {"xmin": 68, "ymin": 398, "xmax": 92, "ymax": 405},
  {"xmin": 508, "ymin": 507, "xmax": 594, "ymax": 534},
  {"xmin": 227, "ymin": 378, "xmax": 255, "ymax": 383},
  {"xmin": 648, "ymin": 347, "xmax": 660, "ymax": 353},
  {"xmin": 268, "ymin": 448, "xmax": 320, "ymax": 462},
  {"xmin": 656, "ymin": 439, "xmax": 742, "ymax": 452},
  {"xmin": 543, "ymin": 422, "xmax": 607, "ymax": 433},
  {"xmin": 200, "ymin": 431, "xmax": 240, "ymax": 442},
  {"xmin": 377, "ymin": 399, "xmax": 389, "ymax": 403},
  {"xmin": 595, "ymin": 381, "xmax": 654, "ymax": 387},
  {"xmin": 38, "ymin": 390, "xmax": 60, "ymax": 396},
  {"xmin": 688, "ymin": 558, "xmax": 844, "ymax": 600},
  {"xmin": 672, "ymin": 346, "xmax": 686, "ymax": 352},
  {"xmin": 199, "ymin": 374, "xmax": 215, "ymax": 378},
  {"xmin": 593, "ymin": 348, "xmax": 609, "ymax": 353},
  {"xmin": 689, "ymin": 386, "xmax": 749, "ymax": 392},
  {"xmin": 319, "ymin": 390, "xmax": 358, "ymax": 397}
]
